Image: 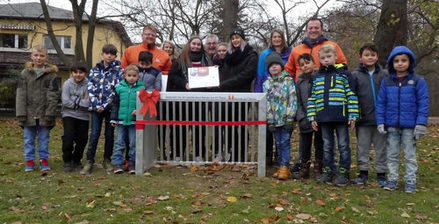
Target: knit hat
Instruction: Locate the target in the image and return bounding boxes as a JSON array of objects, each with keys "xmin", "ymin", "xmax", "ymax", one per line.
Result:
[
  {"xmin": 264, "ymin": 52, "xmax": 284, "ymax": 70},
  {"xmin": 230, "ymin": 27, "xmax": 245, "ymax": 41}
]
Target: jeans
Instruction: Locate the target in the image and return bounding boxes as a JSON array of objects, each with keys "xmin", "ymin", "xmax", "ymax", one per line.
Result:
[
  {"xmin": 387, "ymin": 127, "xmax": 417, "ymax": 185},
  {"xmin": 274, "ymin": 126, "xmax": 292, "ymax": 167},
  {"xmin": 112, "ymin": 125, "xmax": 136, "ymax": 165},
  {"xmin": 356, "ymin": 125, "xmax": 387, "ymax": 173},
  {"xmin": 62, "ymin": 117, "xmax": 89, "ymax": 163},
  {"xmin": 86, "ymin": 110, "xmax": 115, "ymax": 163},
  {"xmin": 299, "ymin": 130, "xmax": 323, "ymax": 162},
  {"xmin": 23, "ymin": 124, "xmax": 51, "ymax": 161},
  {"xmin": 321, "ymin": 123, "xmax": 351, "ymax": 173}
]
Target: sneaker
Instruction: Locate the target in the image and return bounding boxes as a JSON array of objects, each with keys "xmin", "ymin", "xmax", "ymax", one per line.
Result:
[
  {"xmin": 25, "ymin": 160, "xmax": 34, "ymax": 172},
  {"xmin": 102, "ymin": 159, "xmax": 112, "ymax": 172},
  {"xmin": 334, "ymin": 173, "xmax": 350, "ymax": 187},
  {"xmin": 353, "ymin": 173, "xmax": 368, "ymax": 185},
  {"xmin": 214, "ymin": 153, "xmax": 223, "ymax": 162},
  {"xmin": 175, "ymin": 157, "xmax": 182, "ymax": 162},
  {"xmin": 40, "ymin": 159, "xmax": 51, "ymax": 171},
  {"xmin": 128, "ymin": 162, "xmax": 135, "ymax": 175},
  {"xmin": 114, "ymin": 165, "xmax": 124, "ymax": 174},
  {"xmin": 377, "ymin": 175, "xmax": 386, "ymax": 188},
  {"xmin": 195, "ymin": 156, "xmax": 203, "ymax": 163},
  {"xmin": 404, "ymin": 183, "xmax": 416, "ymax": 193},
  {"xmin": 316, "ymin": 167, "xmax": 333, "ymax": 184},
  {"xmin": 73, "ymin": 161, "xmax": 83, "ymax": 170},
  {"xmin": 383, "ymin": 180, "xmax": 398, "ymax": 191},
  {"xmin": 80, "ymin": 161, "xmax": 93, "ymax": 175},
  {"xmin": 63, "ymin": 162, "xmax": 73, "ymax": 172}
]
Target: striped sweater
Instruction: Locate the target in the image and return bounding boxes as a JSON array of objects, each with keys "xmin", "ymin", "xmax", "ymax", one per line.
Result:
[{"xmin": 307, "ymin": 64, "xmax": 359, "ymax": 123}]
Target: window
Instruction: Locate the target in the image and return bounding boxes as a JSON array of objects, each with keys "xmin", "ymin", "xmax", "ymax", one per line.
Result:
[
  {"xmin": 43, "ymin": 35, "xmax": 72, "ymax": 50},
  {"xmin": 0, "ymin": 33, "xmax": 28, "ymax": 48}
]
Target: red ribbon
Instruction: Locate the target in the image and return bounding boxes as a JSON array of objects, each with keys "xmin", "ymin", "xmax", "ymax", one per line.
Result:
[{"xmin": 138, "ymin": 88, "xmax": 160, "ymax": 118}]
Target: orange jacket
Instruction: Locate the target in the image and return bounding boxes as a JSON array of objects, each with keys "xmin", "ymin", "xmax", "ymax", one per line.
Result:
[
  {"xmin": 121, "ymin": 43, "xmax": 172, "ymax": 75},
  {"xmin": 285, "ymin": 40, "xmax": 347, "ymax": 81}
]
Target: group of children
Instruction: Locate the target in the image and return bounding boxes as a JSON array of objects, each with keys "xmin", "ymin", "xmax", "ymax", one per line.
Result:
[
  {"xmin": 16, "ymin": 44, "xmax": 162, "ymax": 175},
  {"xmin": 16, "ymin": 41, "xmax": 429, "ymax": 193},
  {"xmin": 264, "ymin": 43, "xmax": 429, "ymax": 193}
]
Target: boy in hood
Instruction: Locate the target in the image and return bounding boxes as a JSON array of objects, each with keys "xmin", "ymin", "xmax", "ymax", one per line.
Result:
[{"xmin": 376, "ymin": 46, "xmax": 429, "ymax": 193}]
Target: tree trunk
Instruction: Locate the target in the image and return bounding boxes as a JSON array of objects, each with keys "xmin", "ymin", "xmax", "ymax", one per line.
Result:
[
  {"xmin": 221, "ymin": 0, "xmax": 239, "ymax": 42},
  {"xmin": 373, "ymin": 0, "xmax": 408, "ymax": 67},
  {"xmin": 86, "ymin": 0, "xmax": 99, "ymax": 69},
  {"xmin": 40, "ymin": 0, "xmax": 71, "ymax": 66}
]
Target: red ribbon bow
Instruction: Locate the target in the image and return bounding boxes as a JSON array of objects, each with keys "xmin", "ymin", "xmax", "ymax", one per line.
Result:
[{"xmin": 138, "ymin": 88, "xmax": 160, "ymax": 118}]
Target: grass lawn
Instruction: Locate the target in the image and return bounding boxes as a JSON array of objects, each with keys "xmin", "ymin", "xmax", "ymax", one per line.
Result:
[{"xmin": 0, "ymin": 118, "xmax": 438, "ymax": 223}]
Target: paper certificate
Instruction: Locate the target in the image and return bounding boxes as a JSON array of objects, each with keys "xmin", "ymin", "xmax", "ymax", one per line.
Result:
[{"xmin": 188, "ymin": 66, "xmax": 219, "ymax": 89}]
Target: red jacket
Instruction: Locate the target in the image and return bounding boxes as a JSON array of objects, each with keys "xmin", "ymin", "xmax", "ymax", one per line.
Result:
[
  {"xmin": 285, "ymin": 39, "xmax": 346, "ymax": 81},
  {"xmin": 121, "ymin": 43, "xmax": 172, "ymax": 75}
]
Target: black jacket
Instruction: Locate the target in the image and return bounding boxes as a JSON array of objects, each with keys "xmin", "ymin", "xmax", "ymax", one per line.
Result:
[
  {"xmin": 168, "ymin": 52, "xmax": 212, "ymax": 92},
  {"xmin": 295, "ymin": 72, "xmax": 315, "ymax": 133},
  {"xmin": 219, "ymin": 44, "xmax": 258, "ymax": 92},
  {"xmin": 351, "ymin": 64, "xmax": 389, "ymax": 126}
]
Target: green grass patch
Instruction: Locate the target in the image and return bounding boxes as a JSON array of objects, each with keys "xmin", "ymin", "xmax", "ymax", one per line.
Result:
[{"xmin": 0, "ymin": 118, "xmax": 438, "ymax": 223}]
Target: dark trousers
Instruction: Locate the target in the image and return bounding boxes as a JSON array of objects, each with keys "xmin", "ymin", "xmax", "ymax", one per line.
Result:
[
  {"xmin": 299, "ymin": 130, "xmax": 323, "ymax": 162},
  {"xmin": 62, "ymin": 117, "xmax": 89, "ymax": 163},
  {"xmin": 86, "ymin": 110, "xmax": 114, "ymax": 163}
]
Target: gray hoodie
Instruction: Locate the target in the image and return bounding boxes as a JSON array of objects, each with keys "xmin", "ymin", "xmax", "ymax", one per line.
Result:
[{"xmin": 61, "ymin": 77, "xmax": 90, "ymax": 121}]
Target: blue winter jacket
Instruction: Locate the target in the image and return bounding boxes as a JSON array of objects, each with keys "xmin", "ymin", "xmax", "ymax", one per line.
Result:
[
  {"xmin": 254, "ymin": 46, "xmax": 291, "ymax": 92},
  {"xmin": 375, "ymin": 46, "xmax": 429, "ymax": 128}
]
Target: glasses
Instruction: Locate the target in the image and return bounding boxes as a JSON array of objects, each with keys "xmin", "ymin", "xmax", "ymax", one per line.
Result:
[{"xmin": 143, "ymin": 32, "xmax": 156, "ymax": 37}]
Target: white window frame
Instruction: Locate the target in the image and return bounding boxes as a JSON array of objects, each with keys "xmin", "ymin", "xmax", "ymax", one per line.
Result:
[{"xmin": 43, "ymin": 35, "xmax": 73, "ymax": 55}]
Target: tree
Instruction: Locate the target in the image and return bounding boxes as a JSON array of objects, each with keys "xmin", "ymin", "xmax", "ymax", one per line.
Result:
[
  {"xmin": 373, "ymin": 0, "xmax": 408, "ymax": 66},
  {"xmin": 40, "ymin": 0, "xmax": 98, "ymax": 68}
]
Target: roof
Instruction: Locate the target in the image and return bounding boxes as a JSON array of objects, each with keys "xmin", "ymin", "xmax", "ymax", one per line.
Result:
[{"xmin": 0, "ymin": 2, "xmax": 132, "ymax": 46}]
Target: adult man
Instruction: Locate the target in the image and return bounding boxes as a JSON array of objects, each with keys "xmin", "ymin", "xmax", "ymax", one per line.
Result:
[
  {"xmin": 204, "ymin": 34, "xmax": 218, "ymax": 59},
  {"xmin": 121, "ymin": 24, "xmax": 172, "ymax": 74},
  {"xmin": 285, "ymin": 18, "xmax": 347, "ymax": 81}
]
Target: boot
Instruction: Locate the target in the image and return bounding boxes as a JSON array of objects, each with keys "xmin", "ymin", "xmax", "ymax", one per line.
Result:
[
  {"xmin": 298, "ymin": 161, "xmax": 311, "ymax": 179},
  {"xmin": 277, "ymin": 166, "xmax": 291, "ymax": 180},
  {"xmin": 313, "ymin": 159, "xmax": 323, "ymax": 180}
]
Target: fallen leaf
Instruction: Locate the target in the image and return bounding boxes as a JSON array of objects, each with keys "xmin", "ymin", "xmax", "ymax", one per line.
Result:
[
  {"xmin": 57, "ymin": 179, "xmax": 65, "ymax": 184},
  {"xmin": 401, "ymin": 211, "xmax": 410, "ymax": 218},
  {"xmin": 64, "ymin": 213, "xmax": 72, "ymax": 221},
  {"xmin": 226, "ymin": 196, "xmax": 237, "ymax": 202},
  {"xmin": 119, "ymin": 203, "xmax": 127, "ymax": 208},
  {"xmin": 104, "ymin": 192, "xmax": 111, "ymax": 197},
  {"xmin": 422, "ymin": 160, "xmax": 430, "ymax": 164},
  {"xmin": 315, "ymin": 199, "xmax": 326, "ymax": 206},
  {"xmin": 351, "ymin": 207, "xmax": 360, "ymax": 213},
  {"xmin": 158, "ymin": 195, "xmax": 170, "ymax": 201},
  {"xmin": 190, "ymin": 165, "xmax": 198, "ymax": 172},
  {"xmin": 274, "ymin": 206, "xmax": 284, "ymax": 211},
  {"xmin": 291, "ymin": 188, "xmax": 301, "ymax": 194},
  {"xmin": 193, "ymin": 201, "xmax": 202, "ymax": 206},
  {"xmin": 415, "ymin": 214, "xmax": 428, "ymax": 221},
  {"xmin": 278, "ymin": 198, "xmax": 290, "ymax": 205},
  {"xmin": 143, "ymin": 172, "xmax": 152, "ymax": 177},
  {"xmin": 86, "ymin": 200, "xmax": 95, "ymax": 208},
  {"xmin": 335, "ymin": 206, "xmax": 345, "ymax": 212},
  {"xmin": 165, "ymin": 206, "xmax": 173, "ymax": 210},
  {"xmin": 241, "ymin": 193, "xmax": 252, "ymax": 198},
  {"xmin": 406, "ymin": 203, "xmax": 415, "ymax": 206},
  {"xmin": 286, "ymin": 214, "xmax": 294, "ymax": 221},
  {"xmin": 105, "ymin": 208, "xmax": 116, "ymax": 212},
  {"xmin": 350, "ymin": 164, "xmax": 357, "ymax": 169},
  {"xmin": 296, "ymin": 213, "xmax": 311, "ymax": 220},
  {"xmin": 113, "ymin": 201, "xmax": 122, "ymax": 206},
  {"xmin": 143, "ymin": 210, "xmax": 154, "ymax": 214},
  {"xmin": 363, "ymin": 194, "xmax": 370, "ymax": 200}
]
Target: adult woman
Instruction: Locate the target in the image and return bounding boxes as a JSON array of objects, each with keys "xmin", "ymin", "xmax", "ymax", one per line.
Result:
[
  {"xmin": 212, "ymin": 42, "xmax": 228, "ymax": 66},
  {"xmin": 161, "ymin": 40, "xmax": 177, "ymax": 60},
  {"xmin": 219, "ymin": 27, "xmax": 258, "ymax": 162},
  {"xmin": 168, "ymin": 36, "xmax": 213, "ymax": 162},
  {"xmin": 254, "ymin": 29, "xmax": 292, "ymax": 167}
]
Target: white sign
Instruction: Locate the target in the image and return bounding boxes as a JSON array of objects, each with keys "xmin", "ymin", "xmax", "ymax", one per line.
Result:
[{"xmin": 187, "ymin": 66, "xmax": 219, "ymax": 89}]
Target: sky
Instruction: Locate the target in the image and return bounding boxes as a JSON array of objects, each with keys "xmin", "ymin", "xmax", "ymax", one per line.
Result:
[{"xmin": 1, "ymin": 0, "xmax": 340, "ymax": 43}]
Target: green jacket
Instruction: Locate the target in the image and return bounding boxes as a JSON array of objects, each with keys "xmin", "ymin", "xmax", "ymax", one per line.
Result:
[
  {"xmin": 111, "ymin": 79, "xmax": 145, "ymax": 125},
  {"xmin": 16, "ymin": 62, "xmax": 61, "ymax": 127}
]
